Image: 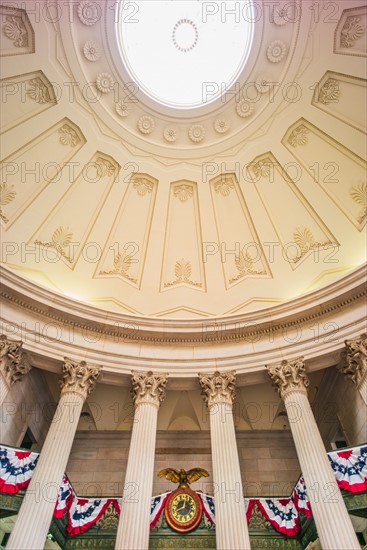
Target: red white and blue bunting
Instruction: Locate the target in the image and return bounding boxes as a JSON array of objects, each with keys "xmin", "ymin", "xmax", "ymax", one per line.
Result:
[
  {"xmin": 0, "ymin": 447, "xmax": 39, "ymax": 493},
  {"xmin": 0, "ymin": 444, "xmax": 366, "ymax": 537}
]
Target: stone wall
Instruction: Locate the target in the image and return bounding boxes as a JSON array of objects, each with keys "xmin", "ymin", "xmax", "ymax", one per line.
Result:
[{"xmin": 66, "ymin": 430, "xmax": 301, "ymax": 498}]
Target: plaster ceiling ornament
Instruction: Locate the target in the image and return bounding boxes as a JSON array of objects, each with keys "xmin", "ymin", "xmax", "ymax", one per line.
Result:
[
  {"xmin": 214, "ymin": 119, "xmax": 229, "ymax": 134},
  {"xmin": 77, "ymin": 1, "xmax": 100, "ymax": 26},
  {"xmin": 199, "ymin": 371, "xmax": 236, "ymax": 408},
  {"xmin": 318, "ymin": 78, "xmax": 340, "ymax": 105},
  {"xmin": 35, "ymin": 226, "xmax": 74, "ymax": 263},
  {"xmin": 100, "ymin": 251, "xmax": 137, "ymax": 283},
  {"xmin": 256, "ymin": 74, "xmax": 275, "ymax": 94},
  {"xmin": 95, "ymin": 72, "xmax": 115, "ymax": 94},
  {"xmin": 83, "ymin": 40, "xmax": 101, "ymax": 62},
  {"xmin": 131, "ymin": 371, "xmax": 168, "ymax": 407},
  {"xmin": 3, "ymin": 15, "xmax": 28, "ymax": 47},
  {"xmin": 236, "ymin": 99, "xmax": 255, "ymax": 118},
  {"xmin": 164, "ymin": 259, "xmax": 201, "ymax": 288},
  {"xmin": 267, "ymin": 40, "xmax": 287, "ymax": 63},
  {"xmin": 26, "ymin": 78, "xmax": 51, "ymax": 103},
  {"xmin": 115, "ymin": 100, "xmax": 129, "ymax": 117},
  {"xmin": 174, "ymin": 185, "xmax": 193, "ymax": 202},
  {"xmin": 138, "ymin": 115, "xmax": 155, "ymax": 135},
  {"xmin": 172, "ymin": 19, "xmax": 199, "ymax": 53},
  {"xmin": 288, "ymin": 125, "xmax": 309, "ymax": 147},
  {"xmin": 163, "ymin": 127, "xmax": 177, "ymax": 142},
  {"xmin": 133, "ymin": 177, "xmax": 154, "ymax": 196},
  {"xmin": 341, "ymin": 17, "xmax": 365, "ymax": 48},
  {"xmin": 292, "ymin": 227, "xmax": 332, "ymax": 263},
  {"xmin": 0, "ymin": 183, "xmax": 16, "ymax": 223},
  {"xmin": 267, "ymin": 357, "xmax": 310, "ymax": 398},
  {"xmin": 253, "ymin": 158, "xmax": 274, "ymax": 178},
  {"xmin": 58, "ymin": 124, "xmax": 81, "ymax": 147},
  {"xmin": 230, "ymin": 252, "xmax": 266, "ymax": 283},
  {"xmin": 188, "ymin": 124, "xmax": 205, "ymax": 143},
  {"xmin": 214, "ymin": 178, "xmax": 234, "ymax": 197},
  {"xmin": 95, "ymin": 157, "xmax": 116, "ymax": 177},
  {"xmin": 60, "ymin": 357, "xmax": 101, "ymax": 398},
  {"xmin": 273, "ymin": 4, "xmax": 289, "ymax": 26},
  {"xmin": 350, "ymin": 183, "xmax": 367, "ymax": 225}
]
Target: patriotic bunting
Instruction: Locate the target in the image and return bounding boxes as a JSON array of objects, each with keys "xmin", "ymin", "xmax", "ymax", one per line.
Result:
[
  {"xmin": 1, "ymin": 444, "xmax": 366, "ymax": 537},
  {"xmin": 150, "ymin": 491, "xmax": 171, "ymax": 528},
  {"xmin": 0, "ymin": 446, "xmax": 39, "ymax": 493},
  {"xmin": 254, "ymin": 498, "xmax": 299, "ymax": 537},
  {"xmin": 67, "ymin": 496, "xmax": 114, "ymax": 535},
  {"xmin": 54, "ymin": 476, "xmax": 73, "ymax": 518},
  {"xmin": 199, "ymin": 492, "xmax": 215, "ymax": 524},
  {"xmin": 328, "ymin": 445, "xmax": 367, "ymax": 492}
]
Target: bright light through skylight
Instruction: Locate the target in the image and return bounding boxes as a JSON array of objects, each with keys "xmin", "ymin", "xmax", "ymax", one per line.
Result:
[{"xmin": 117, "ymin": 1, "xmax": 255, "ymax": 109}]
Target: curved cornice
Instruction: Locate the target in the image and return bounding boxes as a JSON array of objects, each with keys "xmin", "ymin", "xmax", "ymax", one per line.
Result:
[{"xmin": 0, "ymin": 265, "xmax": 366, "ymax": 383}]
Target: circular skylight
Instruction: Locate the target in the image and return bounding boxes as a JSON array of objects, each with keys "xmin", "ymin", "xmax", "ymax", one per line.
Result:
[{"xmin": 117, "ymin": 0, "xmax": 255, "ymax": 109}]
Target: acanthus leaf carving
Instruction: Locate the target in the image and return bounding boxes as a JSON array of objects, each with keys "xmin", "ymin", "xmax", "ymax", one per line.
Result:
[
  {"xmin": 214, "ymin": 178, "xmax": 234, "ymax": 197},
  {"xmin": 199, "ymin": 371, "xmax": 236, "ymax": 409},
  {"xmin": 230, "ymin": 252, "xmax": 266, "ymax": 283},
  {"xmin": 35, "ymin": 226, "xmax": 74, "ymax": 263},
  {"xmin": 131, "ymin": 371, "xmax": 168, "ymax": 408},
  {"xmin": 133, "ymin": 177, "xmax": 154, "ymax": 196},
  {"xmin": 338, "ymin": 333, "xmax": 367, "ymax": 388},
  {"xmin": 292, "ymin": 227, "xmax": 333, "ymax": 263},
  {"xmin": 341, "ymin": 16, "xmax": 365, "ymax": 48},
  {"xmin": 27, "ymin": 78, "xmax": 52, "ymax": 104},
  {"xmin": 0, "ymin": 183, "xmax": 16, "ymax": 223},
  {"xmin": 164, "ymin": 259, "xmax": 201, "ymax": 288},
  {"xmin": 100, "ymin": 249, "xmax": 137, "ymax": 283},
  {"xmin": 0, "ymin": 334, "xmax": 31, "ymax": 386},
  {"xmin": 3, "ymin": 15, "xmax": 28, "ymax": 47},
  {"xmin": 59, "ymin": 124, "xmax": 81, "ymax": 147},
  {"xmin": 95, "ymin": 157, "xmax": 116, "ymax": 178},
  {"xmin": 60, "ymin": 357, "xmax": 101, "ymax": 398},
  {"xmin": 288, "ymin": 125, "xmax": 309, "ymax": 147},
  {"xmin": 317, "ymin": 78, "xmax": 340, "ymax": 105},
  {"xmin": 350, "ymin": 182, "xmax": 367, "ymax": 225},
  {"xmin": 174, "ymin": 184, "xmax": 193, "ymax": 202},
  {"xmin": 267, "ymin": 357, "xmax": 309, "ymax": 398}
]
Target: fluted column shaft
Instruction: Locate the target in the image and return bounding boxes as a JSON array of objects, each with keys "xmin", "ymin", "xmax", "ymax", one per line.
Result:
[
  {"xmin": 338, "ymin": 333, "xmax": 367, "ymax": 405},
  {"xmin": 0, "ymin": 371, "xmax": 10, "ymax": 406},
  {"xmin": 7, "ymin": 359, "xmax": 100, "ymax": 550},
  {"xmin": 268, "ymin": 358, "xmax": 359, "ymax": 550},
  {"xmin": 115, "ymin": 371, "xmax": 167, "ymax": 550},
  {"xmin": 199, "ymin": 372, "xmax": 250, "ymax": 550}
]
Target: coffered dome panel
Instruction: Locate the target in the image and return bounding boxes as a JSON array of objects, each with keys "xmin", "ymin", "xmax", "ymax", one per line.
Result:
[{"xmin": 0, "ymin": 0, "xmax": 366, "ymax": 324}]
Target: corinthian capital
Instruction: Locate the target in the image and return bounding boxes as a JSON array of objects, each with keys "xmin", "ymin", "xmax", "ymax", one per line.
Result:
[
  {"xmin": 0, "ymin": 335, "xmax": 32, "ymax": 386},
  {"xmin": 199, "ymin": 371, "xmax": 236, "ymax": 408},
  {"xmin": 131, "ymin": 371, "xmax": 168, "ymax": 408},
  {"xmin": 267, "ymin": 357, "xmax": 309, "ymax": 399},
  {"xmin": 60, "ymin": 357, "xmax": 101, "ymax": 399},
  {"xmin": 338, "ymin": 334, "xmax": 367, "ymax": 388}
]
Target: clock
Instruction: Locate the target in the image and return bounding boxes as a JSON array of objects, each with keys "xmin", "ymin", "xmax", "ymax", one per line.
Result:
[{"xmin": 165, "ymin": 487, "xmax": 203, "ymax": 532}]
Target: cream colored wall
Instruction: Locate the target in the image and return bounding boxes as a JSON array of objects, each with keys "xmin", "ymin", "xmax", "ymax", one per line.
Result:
[
  {"xmin": 66, "ymin": 430, "xmax": 300, "ymax": 498},
  {"xmin": 1, "ymin": 368, "xmax": 53, "ymax": 449}
]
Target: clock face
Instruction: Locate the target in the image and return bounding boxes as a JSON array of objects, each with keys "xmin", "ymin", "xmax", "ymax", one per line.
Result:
[{"xmin": 165, "ymin": 488, "xmax": 202, "ymax": 532}]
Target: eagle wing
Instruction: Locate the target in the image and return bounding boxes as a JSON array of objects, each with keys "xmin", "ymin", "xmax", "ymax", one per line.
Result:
[
  {"xmin": 157, "ymin": 468, "xmax": 181, "ymax": 484},
  {"xmin": 186, "ymin": 468, "xmax": 209, "ymax": 484}
]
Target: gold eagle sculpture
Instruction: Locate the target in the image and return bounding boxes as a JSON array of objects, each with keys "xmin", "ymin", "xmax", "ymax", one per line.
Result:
[{"xmin": 157, "ymin": 467, "xmax": 209, "ymax": 488}]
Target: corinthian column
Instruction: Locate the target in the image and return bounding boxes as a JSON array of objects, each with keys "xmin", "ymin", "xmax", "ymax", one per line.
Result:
[
  {"xmin": 267, "ymin": 358, "xmax": 359, "ymax": 550},
  {"xmin": 199, "ymin": 371, "xmax": 250, "ymax": 550},
  {"xmin": 338, "ymin": 333, "xmax": 367, "ymax": 404},
  {"xmin": 7, "ymin": 358, "xmax": 101, "ymax": 550},
  {"xmin": 0, "ymin": 335, "xmax": 31, "ymax": 405},
  {"xmin": 115, "ymin": 371, "xmax": 168, "ymax": 550}
]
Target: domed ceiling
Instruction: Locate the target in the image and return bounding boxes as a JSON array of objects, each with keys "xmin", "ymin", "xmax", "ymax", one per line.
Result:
[{"xmin": 0, "ymin": 0, "xmax": 366, "ymax": 320}]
